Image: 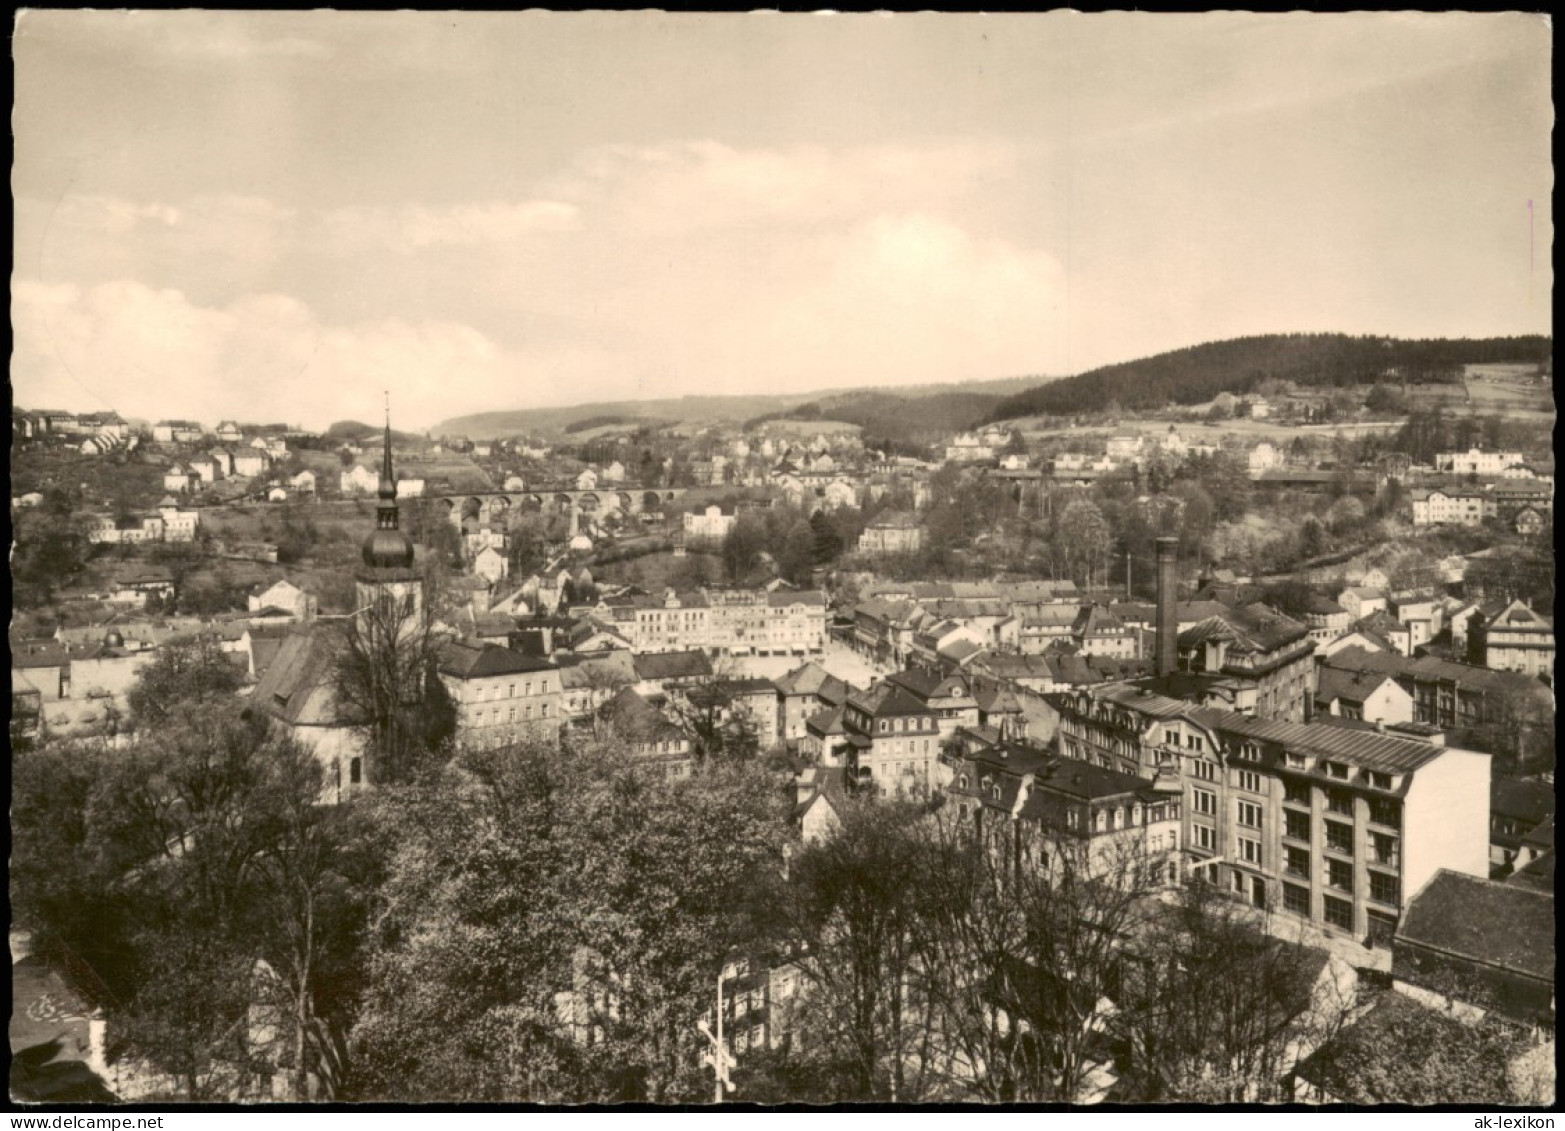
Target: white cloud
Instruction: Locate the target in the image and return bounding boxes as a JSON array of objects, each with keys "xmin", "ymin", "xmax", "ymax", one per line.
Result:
[
  {"xmin": 13, "ymin": 141, "xmax": 1072, "ymax": 423},
  {"xmin": 697, "ymin": 213, "xmax": 1069, "ymax": 390},
  {"xmin": 319, "ymin": 200, "xmax": 579, "ymax": 253},
  {"xmin": 10, "ymin": 280, "xmax": 517, "ymax": 430}
]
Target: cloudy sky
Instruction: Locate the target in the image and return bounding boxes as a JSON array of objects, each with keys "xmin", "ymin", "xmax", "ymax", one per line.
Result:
[{"xmin": 12, "ymin": 11, "xmax": 1552, "ymax": 431}]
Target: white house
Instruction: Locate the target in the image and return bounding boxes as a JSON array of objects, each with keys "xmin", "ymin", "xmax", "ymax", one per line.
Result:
[
  {"xmin": 290, "ymin": 469, "xmax": 317, "ymax": 494},
  {"xmin": 1248, "ymin": 442, "xmax": 1284, "ymax": 473},
  {"xmin": 340, "ymin": 465, "xmax": 380, "ymax": 495},
  {"xmin": 684, "ymin": 505, "xmax": 736, "ymax": 543},
  {"xmin": 159, "ymin": 504, "xmax": 201, "ymax": 541},
  {"xmin": 234, "ymin": 451, "xmax": 269, "ymax": 478},
  {"xmin": 163, "ymin": 464, "xmax": 193, "ymax": 493},
  {"xmin": 1337, "ymin": 587, "xmax": 1388, "ymax": 622},
  {"xmin": 247, "ymin": 579, "xmax": 315, "ymax": 622},
  {"xmin": 395, "ymin": 478, "xmax": 426, "ymax": 499},
  {"xmin": 472, "ymin": 545, "xmax": 508, "ymax": 586},
  {"xmin": 1433, "ymin": 448, "xmax": 1525, "ymax": 476}
]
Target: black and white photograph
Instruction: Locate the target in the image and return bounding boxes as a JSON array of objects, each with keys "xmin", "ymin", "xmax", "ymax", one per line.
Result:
[{"xmin": 9, "ymin": 10, "xmax": 1555, "ymax": 1109}]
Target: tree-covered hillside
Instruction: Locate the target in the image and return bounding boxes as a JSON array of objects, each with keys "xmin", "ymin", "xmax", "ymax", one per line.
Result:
[
  {"xmin": 748, "ymin": 390, "xmax": 1001, "ymax": 448},
  {"xmin": 987, "ymin": 334, "xmax": 1552, "ymax": 421}
]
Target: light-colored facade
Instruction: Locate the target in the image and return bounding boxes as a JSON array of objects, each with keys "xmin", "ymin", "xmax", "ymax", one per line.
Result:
[
  {"xmin": 857, "ymin": 511, "xmax": 924, "ymax": 556},
  {"xmin": 1055, "ymin": 685, "xmax": 1490, "ymax": 945},
  {"xmin": 1433, "ymin": 448, "xmax": 1525, "ymax": 476},
  {"xmin": 683, "ymin": 505, "xmax": 736, "ymax": 543},
  {"xmin": 1410, "ymin": 488, "xmax": 1487, "ymax": 527},
  {"xmin": 437, "ymin": 640, "xmax": 562, "ymax": 748},
  {"xmin": 1474, "ymin": 600, "xmax": 1555, "ymax": 682}
]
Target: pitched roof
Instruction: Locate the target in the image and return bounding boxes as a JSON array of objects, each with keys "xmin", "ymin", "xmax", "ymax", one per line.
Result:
[
  {"xmin": 1490, "ymin": 776, "xmax": 1555, "ymax": 827},
  {"xmin": 1507, "ymin": 849, "xmax": 1555, "ymax": 893},
  {"xmin": 1088, "ymin": 682, "xmax": 1453, "ymax": 774},
  {"xmin": 767, "ymin": 589, "xmax": 825, "ymax": 607},
  {"xmin": 633, "ymin": 650, "xmax": 714, "ymax": 681},
  {"xmin": 598, "ymin": 687, "xmax": 685, "ymax": 743},
  {"xmin": 251, "ymin": 625, "xmax": 360, "ymax": 727},
  {"xmin": 1022, "ymin": 759, "xmax": 1165, "ymax": 808},
  {"xmin": 1324, "ymin": 645, "xmax": 1552, "ymax": 699},
  {"xmin": 556, "ymin": 649, "xmax": 638, "ymax": 689},
  {"xmin": 774, "ymin": 661, "xmax": 831, "ymax": 696},
  {"xmin": 437, "ymin": 639, "xmax": 557, "ymax": 679},
  {"xmin": 1396, "ymin": 869, "xmax": 1554, "ymax": 981},
  {"xmin": 1178, "ymin": 603, "xmax": 1310, "ymax": 655},
  {"xmin": 846, "ymin": 681, "xmax": 937, "ymax": 720},
  {"xmin": 887, "ymin": 667, "xmax": 976, "ymax": 701},
  {"xmin": 1314, "ymin": 666, "xmax": 1397, "ymax": 707}
]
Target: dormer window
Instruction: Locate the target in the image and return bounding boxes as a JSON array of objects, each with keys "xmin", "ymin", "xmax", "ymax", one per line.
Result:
[
  {"xmin": 1325, "ymin": 761, "xmax": 1349, "ymax": 780},
  {"xmin": 1366, "ymin": 771, "xmax": 1393, "ymax": 791}
]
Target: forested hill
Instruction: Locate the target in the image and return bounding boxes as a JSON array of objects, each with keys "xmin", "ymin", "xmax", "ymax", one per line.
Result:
[
  {"xmin": 747, "ymin": 390, "xmax": 1004, "ymax": 446},
  {"xmin": 987, "ymin": 334, "xmax": 1553, "ymax": 421}
]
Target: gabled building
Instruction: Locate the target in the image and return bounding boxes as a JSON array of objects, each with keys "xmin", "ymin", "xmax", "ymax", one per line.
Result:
[
  {"xmin": 1489, "ymin": 776, "xmax": 1555, "ymax": 878},
  {"xmin": 1313, "ymin": 668, "xmax": 1414, "ymax": 726},
  {"xmin": 857, "ymin": 510, "xmax": 924, "ymax": 556},
  {"xmin": 1073, "ymin": 605, "xmax": 1138, "ymax": 659},
  {"xmin": 948, "ymin": 738, "xmax": 1183, "ymax": 884},
  {"xmin": 1171, "ymin": 603, "xmax": 1316, "ymax": 722},
  {"xmin": 436, "ymin": 639, "xmax": 561, "ymax": 748},
  {"xmin": 837, "ymin": 681, "xmax": 941, "ymax": 796},
  {"xmin": 1469, "ymin": 599, "xmax": 1554, "ymax": 683},
  {"xmin": 595, "ymin": 687, "xmax": 692, "ymax": 779},
  {"xmin": 773, "ymin": 661, "xmax": 851, "ymax": 745}
]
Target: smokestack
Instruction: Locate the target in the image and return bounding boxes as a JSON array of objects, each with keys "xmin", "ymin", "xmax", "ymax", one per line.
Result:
[{"xmin": 1156, "ymin": 537, "xmax": 1178, "ymax": 678}]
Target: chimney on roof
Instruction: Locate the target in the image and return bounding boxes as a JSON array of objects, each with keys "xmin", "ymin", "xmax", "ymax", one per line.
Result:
[{"xmin": 1155, "ymin": 537, "xmax": 1179, "ymax": 678}]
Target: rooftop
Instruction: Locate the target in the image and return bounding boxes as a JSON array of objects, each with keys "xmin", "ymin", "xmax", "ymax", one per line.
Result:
[
  {"xmin": 1396, "ymin": 869, "xmax": 1554, "ymax": 982},
  {"xmin": 1088, "ymin": 683, "xmax": 1455, "ymax": 774},
  {"xmin": 438, "ymin": 639, "xmax": 558, "ymax": 679}
]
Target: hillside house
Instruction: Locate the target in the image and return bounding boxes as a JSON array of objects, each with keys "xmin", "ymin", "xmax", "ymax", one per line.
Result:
[{"xmin": 857, "ymin": 510, "xmax": 924, "ymax": 556}]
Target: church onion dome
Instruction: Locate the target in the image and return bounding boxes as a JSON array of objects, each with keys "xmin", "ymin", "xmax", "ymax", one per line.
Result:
[{"xmin": 362, "ymin": 526, "xmax": 416, "ymax": 570}]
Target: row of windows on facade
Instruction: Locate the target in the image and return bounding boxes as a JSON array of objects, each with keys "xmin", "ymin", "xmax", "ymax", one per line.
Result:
[
  {"xmin": 468, "ymin": 679, "xmax": 555, "ymax": 700},
  {"xmin": 470, "ymin": 702, "xmax": 554, "ymax": 725},
  {"xmin": 1141, "ymin": 725, "xmax": 1402, "ymax": 792},
  {"xmin": 1193, "ymin": 863, "xmax": 1402, "ymax": 932}
]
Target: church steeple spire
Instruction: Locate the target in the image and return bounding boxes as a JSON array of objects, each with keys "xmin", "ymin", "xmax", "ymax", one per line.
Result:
[{"xmin": 361, "ymin": 394, "xmax": 415, "ymax": 569}]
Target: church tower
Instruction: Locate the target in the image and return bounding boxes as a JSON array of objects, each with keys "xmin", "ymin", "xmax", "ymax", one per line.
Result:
[{"xmin": 355, "ymin": 408, "xmax": 423, "ymax": 637}]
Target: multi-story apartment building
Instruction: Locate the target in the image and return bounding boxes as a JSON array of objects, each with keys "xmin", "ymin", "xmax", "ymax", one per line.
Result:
[
  {"xmin": 1432, "ymin": 448, "xmax": 1525, "ymax": 476},
  {"xmin": 436, "ymin": 639, "xmax": 562, "ymax": 747},
  {"xmin": 1171, "ymin": 603, "xmax": 1316, "ymax": 722},
  {"xmin": 947, "ymin": 737, "xmax": 1183, "ymax": 885},
  {"xmin": 1470, "ymin": 599, "xmax": 1555, "ymax": 683},
  {"xmin": 885, "ymin": 668, "xmax": 980, "ymax": 739},
  {"xmin": 1409, "ymin": 487, "xmax": 1487, "ymax": 527},
  {"xmin": 1073, "ymin": 605, "xmax": 1138, "ymax": 659},
  {"xmin": 1322, "ymin": 646, "xmax": 1554, "ymax": 739},
  {"xmin": 1054, "ymin": 684, "xmax": 1490, "ymax": 945},
  {"xmin": 838, "ymin": 681, "xmax": 942, "ymax": 796},
  {"xmin": 602, "ymin": 586, "xmax": 826, "ymax": 657},
  {"xmin": 851, "ymin": 597, "xmax": 922, "ymax": 667}
]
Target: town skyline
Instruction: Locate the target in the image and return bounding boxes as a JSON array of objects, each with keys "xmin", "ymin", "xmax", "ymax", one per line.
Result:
[{"xmin": 12, "ymin": 10, "xmax": 1553, "ymax": 432}]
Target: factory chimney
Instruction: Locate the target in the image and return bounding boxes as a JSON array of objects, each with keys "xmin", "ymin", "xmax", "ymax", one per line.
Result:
[{"xmin": 1155, "ymin": 537, "xmax": 1179, "ymax": 678}]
